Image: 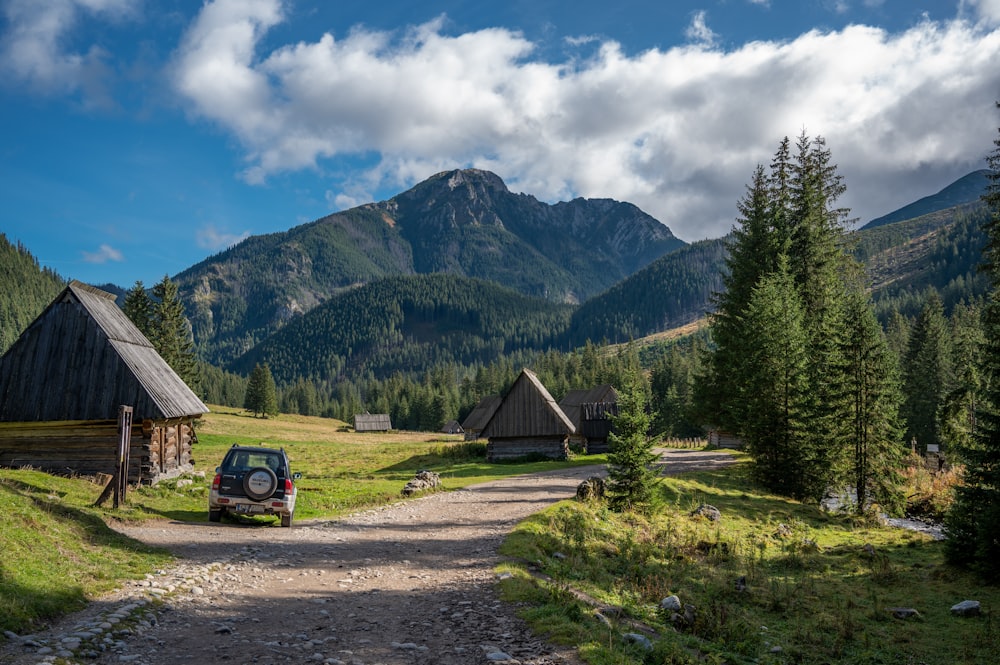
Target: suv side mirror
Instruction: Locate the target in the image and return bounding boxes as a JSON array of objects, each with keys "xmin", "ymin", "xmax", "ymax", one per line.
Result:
[{"xmin": 293, "ymin": 472, "xmax": 302, "ymax": 480}]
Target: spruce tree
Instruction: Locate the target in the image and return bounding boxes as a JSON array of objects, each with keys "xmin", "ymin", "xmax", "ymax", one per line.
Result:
[
  {"xmin": 739, "ymin": 257, "xmax": 812, "ymax": 498},
  {"xmin": 946, "ymin": 102, "xmax": 1000, "ymax": 576},
  {"xmin": 901, "ymin": 293, "xmax": 952, "ymax": 451},
  {"xmin": 151, "ymin": 275, "xmax": 201, "ymax": 394},
  {"xmin": 606, "ymin": 367, "xmax": 658, "ymax": 512},
  {"xmin": 843, "ymin": 289, "xmax": 905, "ymax": 515},
  {"xmin": 244, "ymin": 363, "xmax": 279, "ymax": 418},
  {"xmin": 122, "ymin": 281, "xmax": 153, "ymax": 339}
]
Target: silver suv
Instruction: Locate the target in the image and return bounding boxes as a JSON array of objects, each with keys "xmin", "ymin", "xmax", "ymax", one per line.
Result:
[{"xmin": 209, "ymin": 444, "xmax": 300, "ymax": 527}]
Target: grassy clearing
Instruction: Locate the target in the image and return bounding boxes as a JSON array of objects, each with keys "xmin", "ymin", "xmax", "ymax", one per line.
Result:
[
  {"xmin": 498, "ymin": 458, "xmax": 999, "ymax": 665},
  {"xmin": 0, "ymin": 405, "xmax": 602, "ymax": 635}
]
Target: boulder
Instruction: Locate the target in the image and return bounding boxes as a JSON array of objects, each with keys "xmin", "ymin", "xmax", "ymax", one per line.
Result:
[
  {"xmin": 576, "ymin": 476, "xmax": 606, "ymax": 500},
  {"xmin": 690, "ymin": 504, "xmax": 721, "ymax": 521},
  {"xmin": 951, "ymin": 600, "xmax": 981, "ymax": 617},
  {"xmin": 660, "ymin": 595, "xmax": 682, "ymax": 612},
  {"xmin": 401, "ymin": 470, "xmax": 442, "ymax": 496}
]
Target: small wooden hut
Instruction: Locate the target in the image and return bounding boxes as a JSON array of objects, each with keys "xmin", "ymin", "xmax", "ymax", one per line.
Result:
[
  {"xmin": 354, "ymin": 413, "xmax": 392, "ymax": 432},
  {"xmin": 0, "ymin": 281, "xmax": 208, "ymax": 483},
  {"xmin": 706, "ymin": 428, "xmax": 743, "ymax": 449},
  {"xmin": 460, "ymin": 394, "xmax": 501, "ymax": 441},
  {"xmin": 559, "ymin": 385, "xmax": 618, "ymax": 453},
  {"xmin": 481, "ymin": 369, "xmax": 575, "ymax": 462},
  {"xmin": 441, "ymin": 420, "xmax": 464, "ymax": 435}
]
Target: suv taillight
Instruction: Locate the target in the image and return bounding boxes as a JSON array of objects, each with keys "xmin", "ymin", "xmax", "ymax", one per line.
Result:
[
  {"xmin": 284, "ymin": 478, "xmax": 294, "ymax": 494},
  {"xmin": 212, "ymin": 473, "xmax": 221, "ymax": 490}
]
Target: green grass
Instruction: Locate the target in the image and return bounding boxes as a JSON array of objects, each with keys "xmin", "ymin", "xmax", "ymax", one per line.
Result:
[
  {"xmin": 498, "ymin": 459, "xmax": 999, "ymax": 665},
  {"xmin": 0, "ymin": 405, "xmax": 603, "ymax": 635},
  {"xmin": 0, "ymin": 470, "xmax": 172, "ymax": 634}
]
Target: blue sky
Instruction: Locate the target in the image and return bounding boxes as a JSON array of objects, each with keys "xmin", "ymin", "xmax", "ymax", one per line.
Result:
[{"xmin": 2, "ymin": 0, "xmax": 1000, "ymax": 288}]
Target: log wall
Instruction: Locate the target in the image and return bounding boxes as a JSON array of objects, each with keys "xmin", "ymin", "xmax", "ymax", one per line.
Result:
[
  {"xmin": 0, "ymin": 417, "xmax": 196, "ymax": 483},
  {"xmin": 486, "ymin": 437, "xmax": 569, "ymax": 462}
]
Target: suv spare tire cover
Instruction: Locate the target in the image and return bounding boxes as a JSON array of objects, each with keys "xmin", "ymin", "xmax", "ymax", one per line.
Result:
[{"xmin": 243, "ymin": 467, "xmax": 279, "ymax": 500}]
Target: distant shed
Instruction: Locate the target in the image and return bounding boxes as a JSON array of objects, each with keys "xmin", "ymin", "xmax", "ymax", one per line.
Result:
[
  {"xmin": 461, "ymin": 394, "xmax": 501, "ymax": 441},
  {"xmin": 481, "ymin": 369, "xmax": 575, "ymax": 462},
  {"xmin": 441, "ymin": 420, "xmax": 464, "ymax": 435},
  {"xmin": 0, "ymin": 281, "xmax": 209, "ymax": 483},
  {"xmin": 354, "ymin": 413, "xmax": 392, "ymax": 432},
  {"xmin": 559, "ymin": 385, "xmax": 618, "ymax": 453}
]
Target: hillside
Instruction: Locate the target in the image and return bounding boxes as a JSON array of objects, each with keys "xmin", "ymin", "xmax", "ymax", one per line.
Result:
[
  {"xmin": 861, "ymin": 169, "xmax": 989, "ymax": 229},
  {"xmin": 0, "ymin": 234, "xmax": 65, "ymax": 354},
  {"xmin": 177, "ymin": 169, "xmax": 684, "ymax": 365},
  {"xmin": 229, "ymin": 273, "xmax": 574, "ymax": 383}
]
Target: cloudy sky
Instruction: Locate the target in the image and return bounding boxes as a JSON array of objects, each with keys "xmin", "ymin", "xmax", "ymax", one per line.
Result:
[{"xmin": 2, "ymin": 0, "xmax": 1000, "ymax": 287}]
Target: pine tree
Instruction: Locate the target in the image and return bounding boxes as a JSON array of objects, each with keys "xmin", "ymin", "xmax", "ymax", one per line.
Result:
[
  {"xmin": 946, "ymin": 102, "xmax": 1000, "ymax": 577},
  {"xmin": 123, "ymin": 281, "xmax": 153, "ymax": 339},
  {"xmin": 151, "ymin": 275, "xmax": 201, "ymax": 394},
  {"xmin": 843, "ymin": 289, "xmax": 905, "ymax": 515},
  {"xmin": 244, "ymin": 363, "xmax": 279, "ymax": 418},
  {"xmin": 606, "ymin": 366, "xmax": 658, "ymax": 512}
]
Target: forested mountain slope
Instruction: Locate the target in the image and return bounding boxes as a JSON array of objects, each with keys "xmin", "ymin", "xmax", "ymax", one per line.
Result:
[
  {"xmin": 0, "ymin": 234, "xmax": 65, "ymax": 354},
  {"xmin": 861, "ymin": 170, "xmax": 989, "ymax": 229},
  {"xmin": 229, "ymin": 273, "xmax": 574, "ymax": 384},
  {"xmin": 176, "ymin": 168, "xmax": 684, "ymax": 365}
]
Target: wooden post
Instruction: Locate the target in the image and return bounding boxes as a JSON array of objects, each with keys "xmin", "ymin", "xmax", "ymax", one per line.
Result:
[{"xmin": 114, "ymin": 405, "xmax": 133, "ymax": 508}]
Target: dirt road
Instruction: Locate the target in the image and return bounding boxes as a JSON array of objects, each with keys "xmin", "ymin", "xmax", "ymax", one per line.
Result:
[{"xmin": 3, "ymin": 449, "xmax": 733, "ymax": 665}]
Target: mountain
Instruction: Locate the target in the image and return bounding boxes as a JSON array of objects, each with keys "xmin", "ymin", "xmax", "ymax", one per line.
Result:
[
  {"xmin": 230, "ymin": 273, "xmax": 574, "ymax": 384},
  {"xmin": 177, "ymin": 168, "xmax": 684, "ymax": 365},
  {"xmin": 861, "ymin": 170, "xmax": 989, "ymax": 229},
  {"xmin": 0, "ymin": 233, "xmax": 65, "ymax": 354}
]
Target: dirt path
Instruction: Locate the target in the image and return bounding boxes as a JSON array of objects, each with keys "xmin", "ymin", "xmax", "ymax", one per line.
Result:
[{"xmin": 3, "ymin": 449, "xmax": 733, "ymax": 665}]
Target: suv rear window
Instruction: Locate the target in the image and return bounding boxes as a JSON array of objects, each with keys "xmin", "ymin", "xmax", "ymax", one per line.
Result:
[{"xmin": 225, "ymin": 451, "xmax": 283, "ymax": 472}]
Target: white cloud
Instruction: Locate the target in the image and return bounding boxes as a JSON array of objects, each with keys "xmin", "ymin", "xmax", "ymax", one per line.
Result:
[
  {"xmin": 685, "ymin": 10, "xmax": 718, "ymax": 46},
  {"xmin": 0, "ymin": 0, "xmax": 137, "ymax": 108},
  {"xmin": 82, "ymin": 243, "xmax": 124, "ymax": 263},
  {"xmin": 196, "ymin": 224, "xmax": 251, "ymax": 251},
  {"xmin": 964, "ymin": 0, "xmax": 1000, "ymax": 26},
  {"xmin": 171, "ymin": 1, "xmax": 1000, "ymax": 241}
]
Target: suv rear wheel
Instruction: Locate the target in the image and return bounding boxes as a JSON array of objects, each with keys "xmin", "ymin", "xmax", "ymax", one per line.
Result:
[
  {"xmin": 243, "ymin": 467, "xmax": 278, "ymax": 501},
  {"xmin": 281, "ymin": 511, "xmax": 293, "ymax": 528}
]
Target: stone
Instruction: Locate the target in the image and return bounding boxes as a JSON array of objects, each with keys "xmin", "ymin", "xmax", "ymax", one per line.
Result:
[
  {"xmin": 623, "ymin": 633, "xmax": 653, "ymax": 650},
  {"xmin": 575, "ymin": 477, "xmax": 605, "ymax": 500},
  {"xmin": 690, "ymin": 504, "xmax": 721, "ymax": 521},
  {"xmin": 660, "ymin": 595, "xmax": 682, "ymax": 612},
  {"xmin": 401, "ymin": 470, "xmax": 441, "ymax": 496},
  {"xmin": 888, "ymin": 607, "xmax": 922, "ymax": 620},
  {"xmin": 951, "ymin": 600, "xmax": 981, "ymax": 617}
]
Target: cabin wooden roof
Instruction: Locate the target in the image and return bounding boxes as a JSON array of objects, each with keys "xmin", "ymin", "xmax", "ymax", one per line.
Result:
[
  {"xmin": 354, "ymin": 413, "xmax": 392, "ymax": 431},
  {"xmin": 0, "ymin": 281, "xmax": 208, "ymax": 422},
  {"xmin": 558, "ymin": 384, "xmax": 617, "ymax": 429},
  {"xmin": 481, "ymin": 368, "xmax": 575, "ymax": 439},
  {"xmin": 461, "ymin": 394, "xmax": 502, "ymax": 432}
]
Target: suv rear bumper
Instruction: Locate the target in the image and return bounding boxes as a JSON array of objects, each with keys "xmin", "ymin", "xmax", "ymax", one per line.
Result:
[{"xmin": 209, "ymin": 491, "xmax": 295, "ymax": 516}]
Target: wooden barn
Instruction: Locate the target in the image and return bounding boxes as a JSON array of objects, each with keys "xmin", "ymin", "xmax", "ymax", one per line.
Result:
[
  {"xmin": 354, "ymin": 413, "xmax": 392, "ymax": 432},
  {"xmin": 481, "ymin": 369, "xmax": 575, "ymax": 462},
  {"xmin": 559, "ymin": 385, "xmax": 619, "ymax": 453},
  {"xmin": 0, "ymin": 281, "xmax": 209, "ymax": 483},
  {"xmin": 460, "ymin": 394, "xmax": 501, "ymax": 441}
]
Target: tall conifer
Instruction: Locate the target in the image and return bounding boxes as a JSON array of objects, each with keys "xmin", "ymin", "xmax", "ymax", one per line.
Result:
[
  {"xmin": 151, "ymin": 275, "xmax": 201, "ymax": 395},
  {"xmin": 946, "ymin": 102, "xmax": 1000, "ymax": 577}
]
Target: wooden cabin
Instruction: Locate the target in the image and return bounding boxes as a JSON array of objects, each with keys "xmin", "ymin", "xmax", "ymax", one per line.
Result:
[
  {"xmin": 354, "ymin": 413, "xmax": 392, "ymax": 432},
  {"xmin": 0, "ymin": 281, "xmax": 209, "ymax": 483},
  {"xmin": 706, "ymin": 428, "xmax": 744, "ymax": 449},
  {"xmin": 481, "ymin": 369, "xmax": 575, "ymax": 462},
  {"xmin": 441, "ymin": 420, "xmax": 464, "ymax": 435},
  {"xmin": 559, "ymin": 385, "xmax": 618, "ymax": 453},
  {"xmin": 460, "ymin": 394, "xmax": 501, "ymax": 441}
]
